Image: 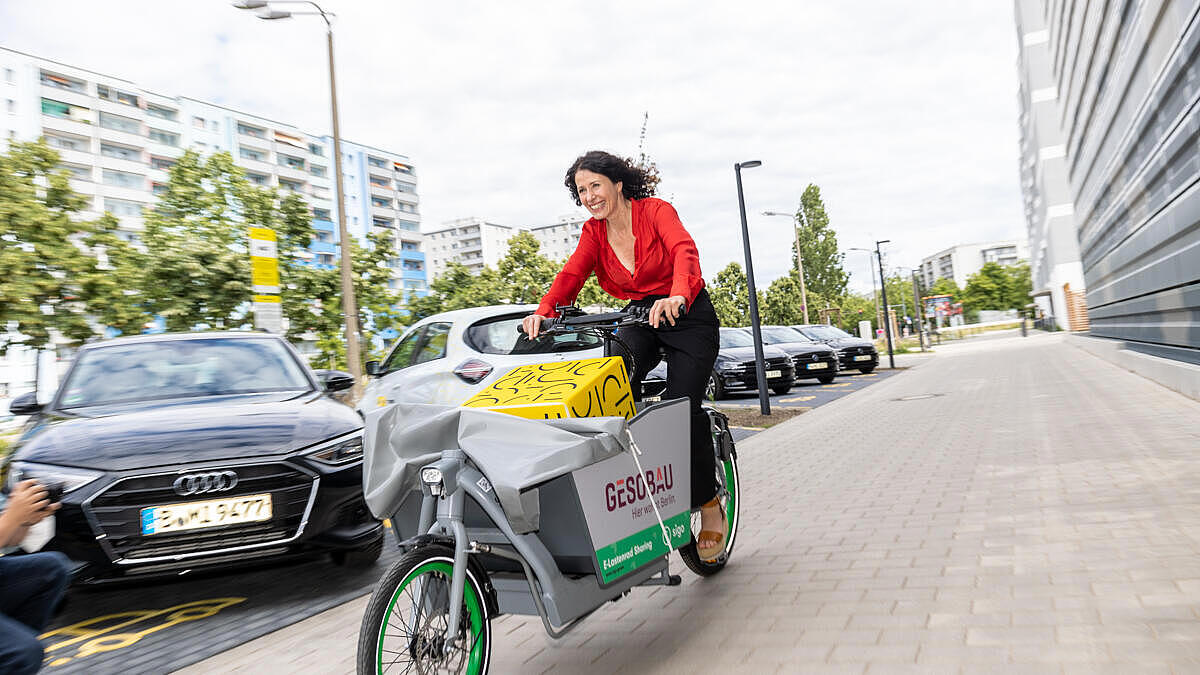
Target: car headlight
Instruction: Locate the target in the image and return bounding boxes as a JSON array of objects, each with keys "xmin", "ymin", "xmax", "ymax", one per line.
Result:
[
  {"xmin": 5, "ymin": 461, "xmax": 103, "ymax": 495},
  {"xmin": 305, "ymin": 433, "xmax": 364, "ymax": 466}
]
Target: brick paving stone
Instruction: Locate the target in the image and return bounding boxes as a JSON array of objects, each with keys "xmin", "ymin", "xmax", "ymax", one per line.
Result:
[{"xmin": 176, "ymin": 335, "xmax": 1200, "ymax": 673}]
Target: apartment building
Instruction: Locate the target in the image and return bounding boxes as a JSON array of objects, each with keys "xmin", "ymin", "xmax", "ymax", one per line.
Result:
[
  {"xmin": 918, "ymin": 240, "xmax": 1030, "ymax": 290},
  {"xmin": 527, "ymin": 216, "xmax": 586, "ymax": 262},
  {"xmin": 0, "ymin": 47, "xmax": 425, "ymax": 299},
  {"xmin": 424, "ymin": 214, "xmax": 586, "ymax": 279}
]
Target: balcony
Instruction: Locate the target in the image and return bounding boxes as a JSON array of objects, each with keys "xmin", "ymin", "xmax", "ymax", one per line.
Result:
[
  {"xmin": 39, "ymin": 85, "xmax": 92, "ymax": 110},
  {"xmin": 276, "ymin": 164, "xmax": 309, "ymax": 183},
  {"xmin": 236, "ymin": 156, "xmax": 276, "ymax": 176},
  {"xmin": 96, "ymin": 126, "xmax": 147, "ymax": 151},
  {"xmin": 97, "ymin": 154, "xmax": 148, "ymax": 175},
  {"xmin": 395, "ymin": 191, "xmax": 420, "ymax": 206},
  {"xmin": 41, "ymin": 114, "xmax": 95, "ymax": 137},
  {"xmin": 55, "ymin": 147, "xmax": 95, "ymax": 168},
  {"xmin": 97, "ymin": 184, "xmax": 150, "ymax": 204}
]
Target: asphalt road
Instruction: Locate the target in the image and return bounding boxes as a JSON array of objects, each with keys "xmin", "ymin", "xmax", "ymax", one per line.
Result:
[{"xmin": 36, "ymin": 365, "xmax": 904, "ymax": 673}]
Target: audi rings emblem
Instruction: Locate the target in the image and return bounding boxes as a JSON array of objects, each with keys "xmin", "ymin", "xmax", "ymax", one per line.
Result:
[{"xmin": 173, "ymin": 471, "xmax": 239, "ymax": 496}]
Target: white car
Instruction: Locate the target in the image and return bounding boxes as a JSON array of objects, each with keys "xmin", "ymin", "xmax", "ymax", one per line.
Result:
[{"xmin": 360, "ymin": 304, "xmax": 607, "ymax": 412}]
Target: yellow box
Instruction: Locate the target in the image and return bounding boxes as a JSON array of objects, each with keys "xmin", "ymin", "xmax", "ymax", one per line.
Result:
[{"xmin": 461, "ymin": 356, "xmax": 636, "ymax": 420}]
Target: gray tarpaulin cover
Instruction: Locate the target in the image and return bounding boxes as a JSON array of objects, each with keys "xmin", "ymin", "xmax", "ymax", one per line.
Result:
[{"xmin": 363, "ymin": 403, "xmax": 633, "ymax": 533}]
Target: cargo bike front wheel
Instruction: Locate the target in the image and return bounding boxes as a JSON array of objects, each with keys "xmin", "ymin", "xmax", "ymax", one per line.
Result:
[
  {"xmin": 357, "ymin": 544, "xmax": 492, "ymax": 675},
  {"xmin": 679, "ymin": 418, "xmax": 740, "ymax": 576}
]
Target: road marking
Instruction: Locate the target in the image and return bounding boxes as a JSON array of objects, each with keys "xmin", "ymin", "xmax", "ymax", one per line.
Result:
[
  {"xmin": 779, "ymin": 396, "xmax": 816, "ymax": 403},
  {"xmin": 730, "ymin": 425, "xmax": 765, "ymax": 431},
  {"xmin": 41, "ymin": 597, "xmax": 246, "ymax": 667},
  {"xmin": 820, "ymin": 382, "xmax": 852, "ymax": 388}
]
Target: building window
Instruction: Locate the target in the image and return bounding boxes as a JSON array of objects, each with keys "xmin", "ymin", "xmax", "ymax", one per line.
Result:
[
  {"xmin": 398, "ymin": 203, "xmax": 417, "ymax": 214},
  {"xmin": 312, "ymin": 186, "xmax": 331, "ymax": 200},
  {"xmin": 395, "ymin": 182, "xmax": 416, "ymax": 194},
  {"xmin": 104, "ymin": 198, "xmax": 144, "ymax": 217},
  {"xmin": 102, "ymin": 169, "xmax": 143, "ymax": 189},
  {"xmin": 308, "ymin": 142, "xmax": 324, "ymax": 157},
  {"xmin": 279, "ymin": 178, "xmax": 303, "ymax": 193},
  {"xmin": 41, "ymin": 98, "xmax": 85, "ymax": 119},
  {"xmin": 397, "ymin": 220, "xmax": 419, "ymax": 231},
  {"xmin": 96, "ymin": 85, "xmax": 139, "ymax": 107},
  {"xmin": 313, "ymin": 208, "xmax": 331, "ymax": 220},
  {"xmin": 369, "ymin": 175, "xmax": 389, "ymax": 188},
  {"xmin": 309, "ymin": 164, "xmax": 327, "ymax": 177},
  {"xmin": 99, "ymin": 142, "xmax": 140, "ymax": 161},
  {"xmin": 400, "ymin": 241, "xmax": 419, "ymax": 251},
  {"xmin": 152, "ymin": 182, "xmax": 168, "ymax": 196},
  {"xmin": 5, "ymin": 99, "xmax": 13, "ymax": 114},
  {"xmin": 99, "ymin": 112, "xmax": 140, "ymax": 134},
  {"xmin": 39, "ymin": 71, "xmax": 85, "ymax": 93},
  {"xmin": 371, "ymin": 197, "xmax": 391, "ymax": 208},
  {"xmin": 402, "ymin": 260, "xmax": 424, "ymax": 271},
  {"xmin": 239, "ymin": 147, "xmax": 266, "ymax": 161},
  {"xmin": 316, "ymin": 253, "xmax": 334, "ymax": 265},
  {"xmin": 313, "ymin": 230, "xmax": 333, "ymax": 243},
  {"xmin": 394, "ymin": 163, "xmax": 414, "ymax": 175},
  {"xmin": 150, "ymin": 156, "xmax": 176, "ymax": 171},
  {"xmin": 146, "ymin": 104, "xmax": 177, "ymax": 121},
  {"xmin": 192, "ymin": 116, "xmax": 206, "ymax": 129},
  {"xmin": 367, "ymin": 156, "xmax": 387, "ymax": 169},
  {"xmin": 209, "ymin": 120, "xmax": 218, "ymax": 132},
  {"xmin": 373, "ymin": 217, "xmax": 394, "ymax": 228},
  {"xmin": 246, "ymin": 172, "xmax": 269, "ymax": 186},
  {"xmin": 278, "ymin": 154, "xmax": 305, "ymax": 170},
  {"xmin": 237, "ymin": 123, "xmax": 266, "ymax": 138},
  {"xmin": 45, "ymin": 133, "xmax": 85, "ymax": 151},
  {"xmin": 4, "ymin": 68, "xmax": 13, "ymax": 83},
  {"xmin": 148, "ymin": 128, "xmax": 179, "ymax": 146},
  {"xmin": 58, "ymin": 164, "xmax": 91, "ymax": 181}
]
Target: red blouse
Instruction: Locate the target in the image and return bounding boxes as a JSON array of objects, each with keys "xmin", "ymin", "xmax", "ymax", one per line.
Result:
[{"xmin": 535, "ymin": 197, "xmax": 705, "ymax": 317}]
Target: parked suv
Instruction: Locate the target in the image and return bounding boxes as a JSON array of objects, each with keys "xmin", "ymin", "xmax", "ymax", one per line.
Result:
[
  {"xmin": 791, "ymin": 324, "xmax": 879, "ymax": 373},
  {"xmin": 2, "ymin": 332, "xmax": 382, "ymax": 584},
  {"xmin": 738, "ymin": 326, "xmax": 840, "ymax": 384},
  {"xmin": 706, "ymin": 327, "xmax": 796, "ymax": 400}
]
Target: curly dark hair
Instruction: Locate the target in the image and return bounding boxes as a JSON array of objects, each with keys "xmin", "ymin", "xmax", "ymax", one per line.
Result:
[{"xmin": 563, "ymin": 150, "xmax": 659, "ymax": 207}]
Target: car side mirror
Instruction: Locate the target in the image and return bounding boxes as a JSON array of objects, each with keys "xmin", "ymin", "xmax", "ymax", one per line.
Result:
[
  {"xmin": 314, "ymin": 369, "xmax": 355, "ymax": 393},
  {"xmin": 364, "ymin": 360, "xmax": 381, "ymax": 377},
  {"xmin": 9, "ymin": 392, "xmax": 43, "ymax": 416}
]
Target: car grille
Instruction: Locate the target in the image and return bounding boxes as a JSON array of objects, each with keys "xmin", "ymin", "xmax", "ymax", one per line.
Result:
[
  {"xmin": 792, "ymin": 352, "xmax": 835, "ymax": 368},
  {"xmin": 840, "ymin": 346, "xmax": 874, "ymax": 356},
  {"xmin": 85, "ymin": 462, "xmax": 316, "ymax": 563},
  {"xmin": 736, "ymin": 356, "xmax": 792, "ymax": 371}
]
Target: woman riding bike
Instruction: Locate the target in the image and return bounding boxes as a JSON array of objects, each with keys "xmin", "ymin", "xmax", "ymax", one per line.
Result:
[{"xmin": 521, "ymin": 150, "xmax": 725, "ymax": 559}]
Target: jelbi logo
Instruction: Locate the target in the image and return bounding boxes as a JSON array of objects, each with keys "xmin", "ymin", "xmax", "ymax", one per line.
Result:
[{"xmin": 604, "ymin": 463, "xmax": 674, "ymax": 512}]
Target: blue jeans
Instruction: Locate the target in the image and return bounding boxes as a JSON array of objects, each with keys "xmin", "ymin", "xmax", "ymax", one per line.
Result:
[{"xmin": 0, "ymin": 552, "xmax": 71, "ymax": 675}]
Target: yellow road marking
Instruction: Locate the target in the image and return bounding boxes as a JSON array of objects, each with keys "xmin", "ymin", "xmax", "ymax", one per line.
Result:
[
  {"xmin": 779, "ymin": 396, "xmax": 816, "ymax": 403},
  {"xmin": 41, "ymin": 597, "xmax": 245, "ymax": 667}
]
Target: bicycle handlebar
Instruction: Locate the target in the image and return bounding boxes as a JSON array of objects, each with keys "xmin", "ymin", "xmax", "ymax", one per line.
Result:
[{"xmin": 516, "ymin": 303, "xmax": 688, "ymax": 337}]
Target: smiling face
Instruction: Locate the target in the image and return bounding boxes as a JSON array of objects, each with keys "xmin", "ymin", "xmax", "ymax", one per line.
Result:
[{"xmin": 574, "ymin": 169, "xmax": 625, "ymax": 221}]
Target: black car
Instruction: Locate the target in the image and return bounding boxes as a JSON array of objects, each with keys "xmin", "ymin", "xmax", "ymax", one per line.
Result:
[
  {"xmin": 791, "ymin": 324, "xmax": 879, "ymax": 373},
  {"xmin": 2, "ymin": 332, "xmax": 383, "ymax": 584},
  {"xmin": 640, "ymin": 328, "xmax": 796, "ymax": 400},
  {"xmin": 742, "ymin": 326, "xmax": 840, "ymax": 384}
]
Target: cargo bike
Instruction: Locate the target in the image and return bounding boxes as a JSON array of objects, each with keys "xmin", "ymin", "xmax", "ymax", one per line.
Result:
[{"xmin": 356, "ymin": 306, "xmax": 741, "ymax": 674}]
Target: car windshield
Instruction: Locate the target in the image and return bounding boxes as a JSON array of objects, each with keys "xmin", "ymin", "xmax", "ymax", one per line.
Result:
[
  {"xmin": 760, "ymin": 326, "xmax": 805, "ymax": 344},
  {"xmin": 57, "ymin": 337, "xmax": 312, "ymax": 408},
  {"xmin": 465, "ymin": 314, "xmax": 604, "ymax": 355},
  {"xmin": 719, "ymin": 329, "xmax": 755, "ymax": 349},
  {"xmin": 798, "ymin": 325, "xmax": 851, "ymax": 340}
]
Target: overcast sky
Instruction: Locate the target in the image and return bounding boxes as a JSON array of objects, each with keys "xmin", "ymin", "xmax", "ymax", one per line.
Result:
[{"xmin": 1, "ymin": 1, "xmax": 1025, "ymax": 294}]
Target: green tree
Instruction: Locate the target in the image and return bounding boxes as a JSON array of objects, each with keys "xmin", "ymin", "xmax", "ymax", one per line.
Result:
[
  {"xmin": 961, "ymin": 262, "xmax": 1014, "ymax": 313},
  {"xmin": 406, "ymin": 262, "xmax": 505, "ymax": 322},
  {"xmin": 928, "ymin": 277, "xmax": 961, "ymax": 299},
  {"xmin": 793, "ymin": 185, "xmax": 849, "ymax": 301},
  {"xmin": 497, "ymin": 231, "xmax": 558, "ymax": 304},
  {"xmin": 709, "ymin": 262, "xmax": 750, "ymax": 327},
  {"xmin": 835, "ymin": 293, "xmax": 877, "ymax": 335},
  {"xmin": 1004, "ymin": 261, "xmax": 1033, "ymax": 308},
  {"xmin": 0, "ymin": 140, "xmax": 144, "ymax": 351},
  {"xmin": 760, "ymin": 271, "xmax": 806, "ymax": 325}
]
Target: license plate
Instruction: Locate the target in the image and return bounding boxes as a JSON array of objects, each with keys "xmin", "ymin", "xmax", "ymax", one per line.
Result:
[
  {"xmin": 806, "ymin": 362, "xmax": 828, "ymax": 370},
  {"xmin": 141, "ymin": 494, "xmax": 273, "ymax": 535},
  {"xmin": 765, "ymin": 369, "xmax": 782, "ymax": 378},
  {"xmin": 854, "ymin": 355, "xmax": 873, "ymax": 361}
]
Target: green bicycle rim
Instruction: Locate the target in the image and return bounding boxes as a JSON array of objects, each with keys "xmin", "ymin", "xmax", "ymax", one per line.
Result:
[
  {"xmin": 376, "ymin": 559, "xmax": 486, "ymax": 674},
  {"xmin": 724, "ymin": 459, "xmax": 737, "ymax": 534}
]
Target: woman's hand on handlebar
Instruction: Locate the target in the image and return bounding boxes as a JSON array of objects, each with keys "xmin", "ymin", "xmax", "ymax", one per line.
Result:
[
  {"xmin": 522, "ymin": 313, "xmax": 547, "ymax": 340},
  {"xmin": 649, "ymin": 296, "xmax": 687, "ymax": 328}
]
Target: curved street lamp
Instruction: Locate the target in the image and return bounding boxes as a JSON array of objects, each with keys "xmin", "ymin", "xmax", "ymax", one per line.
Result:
[
  {"xmin": 763, "ymin": 209, "xmax": 809, "ymax": 324},
  {"xmin": 233, "ymin": 0, "xmax": 363, "ymax": 390},
  {"xmin": 734, "ymin": 160, "xmax": 770, "ymax": 415}
]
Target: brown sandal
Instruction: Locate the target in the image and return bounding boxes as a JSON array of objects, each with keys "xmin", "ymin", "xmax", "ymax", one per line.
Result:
[{"xmin": 696, "ymin": 498, "xmax": 726, "ymax": 559}]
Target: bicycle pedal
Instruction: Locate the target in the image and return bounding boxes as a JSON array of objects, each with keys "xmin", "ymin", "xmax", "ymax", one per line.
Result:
[{"xmin": 667, "ymin": 574, "xmax": 682, "ymax": 586}]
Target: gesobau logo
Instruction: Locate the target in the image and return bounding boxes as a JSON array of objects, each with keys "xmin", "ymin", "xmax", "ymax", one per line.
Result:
[{"xmin": 604, "ymin": 464, "xmax": 674, "ymax": 512}]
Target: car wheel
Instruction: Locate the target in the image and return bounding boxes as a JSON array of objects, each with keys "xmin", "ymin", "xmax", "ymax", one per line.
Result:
[
  {"xmin": 771, "ymin": 385, "xmax": 791, "ymax": 396},
  {"xmin": 331, "ymin": 533, "xmax": 384, "ymax": 568},
  {"xmin": 817, "ymin": 375, "xmax": 835, "ymax": 384},
  {"xmin": 706, "ymin": 373, "xmax": 725, "ymax": 401},
  {"xmin": 858, "ymin": 366, "xmax": 875, "ymax": 374}
]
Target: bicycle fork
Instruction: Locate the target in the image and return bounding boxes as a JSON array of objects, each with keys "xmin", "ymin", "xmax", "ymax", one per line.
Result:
[{"xmin": 419, "ymin": 449, "xmax": 472, "ymax": 657}]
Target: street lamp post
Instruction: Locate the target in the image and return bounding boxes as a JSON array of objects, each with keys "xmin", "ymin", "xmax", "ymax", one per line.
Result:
[
  {"xmin": 875, "ymin": 240, "xmax": 895, "ymax": 369},
  {"xmin": 763, "ymin": 210, "xmax": 809, "ymax": 324},
  {"xmin": 233, "ymin": 0, "xmax": 363, "ymax": 389},
  {"xmin": 848, "ymin": 247, "xmax": 880, "ymax": 339},
  {"xmin": 734, "ymin": 160, "xmax": 770, "ymax": 416}
]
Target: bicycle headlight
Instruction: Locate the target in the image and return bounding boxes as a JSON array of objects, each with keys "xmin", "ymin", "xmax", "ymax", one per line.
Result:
[
  {"xmin": 6, "ymin": 461, "xmax": 103, "ymax": 495},
  {"xmin": 306, "ymin": 433, "xmax": 364, "ymax": 466},
  {"xmin": 421, "ymin": 468, "xmax": 444, "ymax": 496}
]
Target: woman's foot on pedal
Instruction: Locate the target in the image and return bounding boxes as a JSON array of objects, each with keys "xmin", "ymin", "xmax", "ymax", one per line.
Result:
[{"xmin": 696, "ymin": 497, "xmax": 726, "ymax": 560}]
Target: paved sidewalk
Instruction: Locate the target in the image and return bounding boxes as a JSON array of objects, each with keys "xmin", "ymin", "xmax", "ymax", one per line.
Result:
[{"xmin": 177, "ymin": 332, "xmax": 1200, "ymax": 673}]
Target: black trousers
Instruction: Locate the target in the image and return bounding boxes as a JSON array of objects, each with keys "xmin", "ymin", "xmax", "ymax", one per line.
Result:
[{"xmin": 608, "ymin": 289, "xmax": 720, "ymax": 509}]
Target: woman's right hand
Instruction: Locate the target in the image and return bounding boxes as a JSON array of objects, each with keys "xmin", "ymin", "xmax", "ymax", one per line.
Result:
[{"xmin": 522, "ymin": 314, "xmax": 547, "ymax": 340}]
